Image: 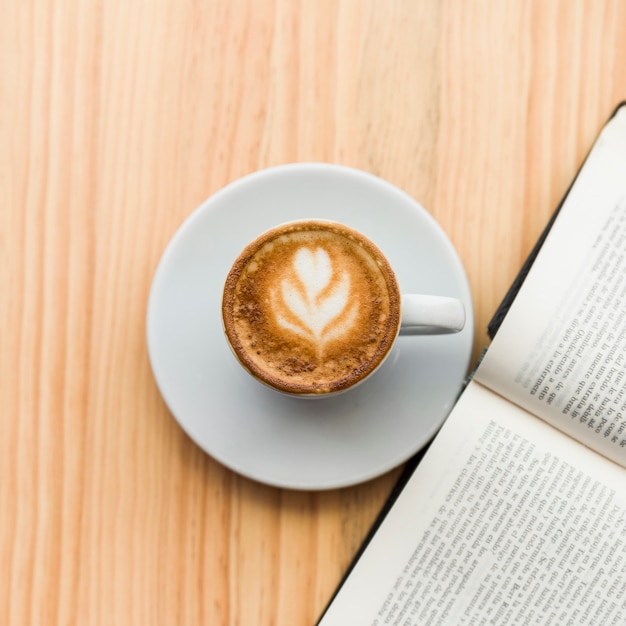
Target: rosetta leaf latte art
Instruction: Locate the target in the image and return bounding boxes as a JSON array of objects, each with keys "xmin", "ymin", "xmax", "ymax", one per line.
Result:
[{"xmin": 272, "ymin": 246, "xmax": 356, "ymax": 350}]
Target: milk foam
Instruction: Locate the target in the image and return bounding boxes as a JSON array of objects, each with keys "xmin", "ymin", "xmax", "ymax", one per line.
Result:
[{"xmin": 272, "ymin": 247, "xmax": 356, "ymax": 350}]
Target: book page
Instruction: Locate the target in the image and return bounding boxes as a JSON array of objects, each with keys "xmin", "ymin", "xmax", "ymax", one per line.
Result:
[
  {"xmin": 319, "ymin": 382, "xmax": 626, "ymax": 625},
  {"xmin": 475, "ymin": 105, "xmax": 626, "ymax": 468}
]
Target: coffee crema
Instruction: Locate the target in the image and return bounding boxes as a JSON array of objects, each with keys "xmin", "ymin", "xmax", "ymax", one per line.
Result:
[{"xmin": 222, "ymin": 220, "xmax": 401, "ymax": 395}]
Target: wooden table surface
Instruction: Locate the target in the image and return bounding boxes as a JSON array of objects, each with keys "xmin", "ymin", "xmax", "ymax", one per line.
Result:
[{"xmin": 2, "ymin": 1, "xmax": 625, "ymax": 624}]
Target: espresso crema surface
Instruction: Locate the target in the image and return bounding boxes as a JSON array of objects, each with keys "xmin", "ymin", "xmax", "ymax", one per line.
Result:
[{"xmin": 222, "ymin": 221, "xmax": 400, "ymax": 395}]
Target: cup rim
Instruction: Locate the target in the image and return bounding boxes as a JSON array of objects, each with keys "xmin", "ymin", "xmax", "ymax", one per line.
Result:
[{"xmin": 221, "ymin": 218, "xmax": 402, "ymax": 396}]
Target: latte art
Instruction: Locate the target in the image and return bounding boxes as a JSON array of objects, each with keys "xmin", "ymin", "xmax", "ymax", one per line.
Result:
[
  {"xmin": 222, "ymin": 221, "xmax": 401, "ymax": 395},
  {"xmin": 272, "ymin": 247, "xmax": 358, "ymax": 351}
]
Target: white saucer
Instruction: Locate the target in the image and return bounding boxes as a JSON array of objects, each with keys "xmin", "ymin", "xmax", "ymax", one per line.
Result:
[{"xmin": 146, "ymin": 164, "xmax": 474, "ymax": 490}]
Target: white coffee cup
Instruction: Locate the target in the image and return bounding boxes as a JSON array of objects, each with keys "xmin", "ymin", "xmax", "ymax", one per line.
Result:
[{"xmin": 222, "ymin": 219, "xmax": 465, "ymax": 397}]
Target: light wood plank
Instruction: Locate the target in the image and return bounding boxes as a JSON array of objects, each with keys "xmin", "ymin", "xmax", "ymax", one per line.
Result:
[{"xmin": 2, "ymin": 0, "xmax": 625, "ymax": 624}]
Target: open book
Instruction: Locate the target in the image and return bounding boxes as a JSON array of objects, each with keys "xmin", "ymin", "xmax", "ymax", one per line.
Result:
[{"xmin": 319, "ymin": 103, "xmax": 626, "ymax": 625}]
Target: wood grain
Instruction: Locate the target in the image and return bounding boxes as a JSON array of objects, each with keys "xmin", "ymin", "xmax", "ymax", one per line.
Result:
[{"xmin": 1, "ymin": 0, "xmax": 625, "ymax": 624}]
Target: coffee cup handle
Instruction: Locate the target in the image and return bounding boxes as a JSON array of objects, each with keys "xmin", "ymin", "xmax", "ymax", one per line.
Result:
[{"xmin": 399, "ymin": 295, "xmax": 466, "ymax": 335}]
